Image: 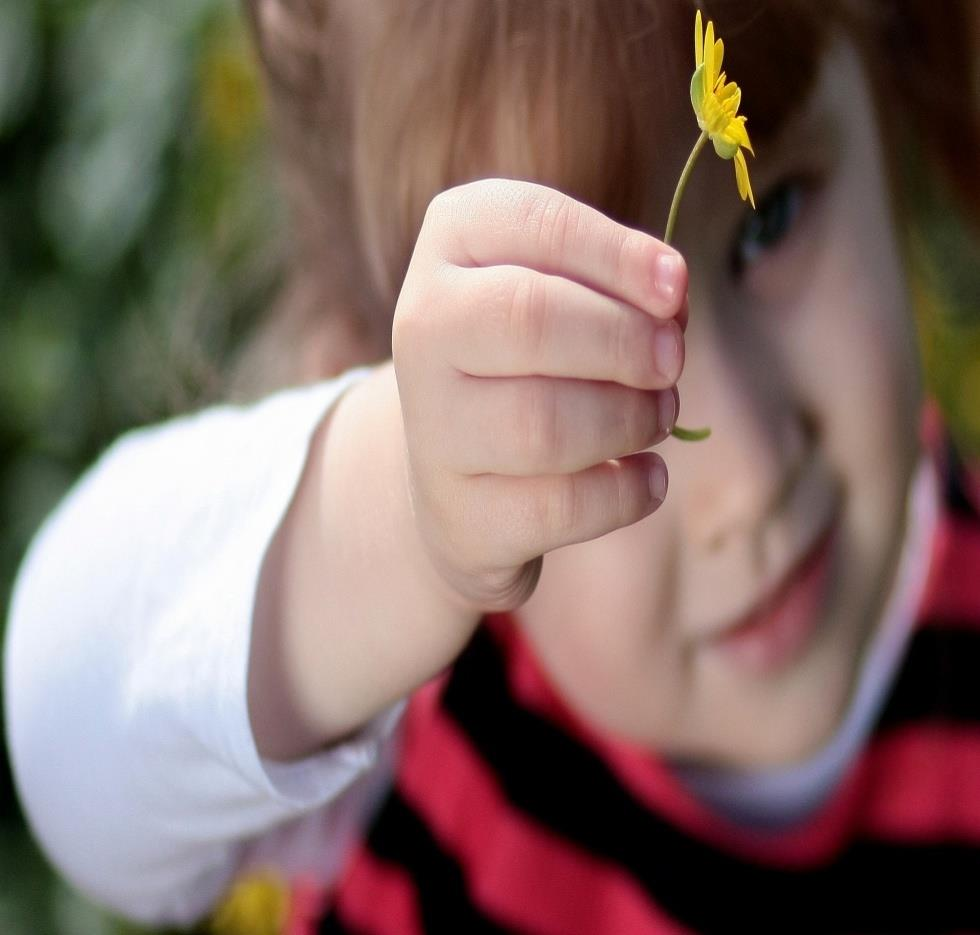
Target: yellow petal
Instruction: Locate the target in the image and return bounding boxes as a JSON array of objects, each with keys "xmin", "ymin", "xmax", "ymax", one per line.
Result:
[
  {"xmin": 721, "ymin": 86, "xmax": 741, "ymax": 117},
  {"xmin": 736, "ymin": 116, "xmax": 754, "ymax": 155},
  {"xmin": 702, "ymin": 93, "xmax": 729, "ymax": 138},
  {"xmin": 726, "ymin": 115, "xmax": 751, "ymax": 148},
  {"xmin": 717, "ymin": 80, "xmax": 738, "ymax": 104},
  {"xmin": 713, "ymin": 38, "xmax": 724, "ymax": 80},
  {"xmin": 705, "ymin": 21, "xmax": 715, "ymax": 87},
  {"xmin": 734, "ymin": 150, "xmax": 748, "ymax": 200},
  {"xmin": 695, "ymin": 10, "xmax": 704, "ymax": 68},
  {"xmin": 735, "ymin": 149, "xmax": 755, "ymax": 208}
]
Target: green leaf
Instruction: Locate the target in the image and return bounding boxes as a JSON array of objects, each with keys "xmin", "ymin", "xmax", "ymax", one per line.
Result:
[{"xmin": 671, "ymin": 425, "xmax": 712, "ymax": 442}]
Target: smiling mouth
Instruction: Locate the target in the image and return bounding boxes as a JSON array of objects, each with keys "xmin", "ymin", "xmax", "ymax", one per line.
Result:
[{"xmin": 703, "ymin": 516, "xmax": 840, "ymax": 676}]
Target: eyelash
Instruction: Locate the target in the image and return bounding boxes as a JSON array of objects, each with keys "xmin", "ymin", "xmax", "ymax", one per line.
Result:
[{"xmin": 729, "ymin": 176, "xmax": 811, "ymax": 280}]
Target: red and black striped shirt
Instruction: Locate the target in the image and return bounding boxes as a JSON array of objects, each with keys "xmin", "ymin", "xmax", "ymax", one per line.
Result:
[{"xmin": 317, "ymin": 436, "xmax": 980, "ymax": 934}]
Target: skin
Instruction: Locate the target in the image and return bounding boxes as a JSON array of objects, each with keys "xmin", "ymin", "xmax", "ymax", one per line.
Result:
[
  {"xmin": 249, "ymin": 36, "xmax": 923, "ymax": 772},
  {"xmin": 520, "ymin": 37, "xmax": 922, "ymax": 767}
]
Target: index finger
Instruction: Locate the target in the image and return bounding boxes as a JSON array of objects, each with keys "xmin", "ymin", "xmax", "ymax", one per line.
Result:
[{"xmin": 424, "ymin": 178, "xmax": 687, "ymax": 322}]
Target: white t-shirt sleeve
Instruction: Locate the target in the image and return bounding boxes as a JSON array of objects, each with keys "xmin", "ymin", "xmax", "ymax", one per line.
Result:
[{"xmin": 3, "ymin": 366, "xmax": 404, "ymax": 927}]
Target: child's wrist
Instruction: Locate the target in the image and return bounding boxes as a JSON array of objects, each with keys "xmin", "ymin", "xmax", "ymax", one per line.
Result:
[{"xmin": 279, "ymin": 363, "xmax": 479, "ymax": 746}]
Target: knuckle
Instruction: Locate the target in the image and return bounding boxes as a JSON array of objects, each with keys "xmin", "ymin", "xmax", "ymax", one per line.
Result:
[
  {"xmin": 620, "ymin": 391, "xmax": 652, "ymax": 452},
  {"xmin": 513, "ymin": 184, "xmax": 545, "ymax": 228},
  {"xmin": 423, "ymin": 187, "xmax": 456, "ymax": 228},
  {"xmin": 472, "ymin": 560, "xmax": 542, "ymax": 613},
  {"xmin": 612, "ymin": 469, "xmax": 636, "ymax": 528},
  {"xmin": 610, "ymin": 311, "xmax": 662, "ymax": 389},
  {"xmin": 519, "ymin": 379, "xmax": 562, "ymax": 468},
  {"xmin": 539, "ymin": 474, "xmax": 581, "ymax": 542},
  {"xmin": 519, "ymin": 188, "xmax": 578, "ymax": 261},
  {"xmin": 423, "ymin": 181, "xmax": 484, "ymax": 236},
  {"xmin": 543, "ymin": 194, "xmax": 579, "ymax": 259},
  {"xmin": 608, "ymin": 308, "xmax": 639, "ymax": 383},
  {"xmin": 507, "ymin": 273, "xmax": 549, "ymax": 359},
  {"xmin": 392, "ymin": 278, "xmax": 439, "ymax": 360},
  {"xmin": 616, "ymin": 230, "xmax": 653, "ymax": 282},
  {"xmin": 391, "ymin": 305, "xmax": 419, "ymax": 363}
]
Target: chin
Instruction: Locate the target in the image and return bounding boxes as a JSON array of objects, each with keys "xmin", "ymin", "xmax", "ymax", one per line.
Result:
[
  {"xmin": 684, "ymin": 699, "xmax": 850, "ymax": 772},
  {"xmin": 686, "ymin": 616, "xmax": 866, "ymax": 771},
  {"xmin": 731, "ymin": 696, "xmax": 851, "ymax": 769}
]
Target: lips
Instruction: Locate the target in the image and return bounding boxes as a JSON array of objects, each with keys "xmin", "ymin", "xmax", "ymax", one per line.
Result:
[{"xmin": 704, "ymin": 518, "xmax": 839, "ymax": 676}]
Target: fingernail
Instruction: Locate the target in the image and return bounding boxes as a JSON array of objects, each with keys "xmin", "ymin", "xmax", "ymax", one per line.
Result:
[
  {"xmin": 654, "ymin": 324, "xmax": 681, "ymax": 383},
  {"xmin": 649, "ymin": 461, "xmax": 668, "ymax": 503},
  {"xmin": 658, "ymin": 387, "xmax": 677, "ymax": 432},
  {"xmin": 654, "ymin": 252, "xmax": 684, "ymax": 304}
]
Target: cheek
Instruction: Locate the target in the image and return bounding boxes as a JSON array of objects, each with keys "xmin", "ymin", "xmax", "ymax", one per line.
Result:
[
  {"xmin": 790, "ymin": 169, "xmax": 921, "ymax": 467},
  {"xmin": 790, "ymin": 222, "xmax": 921, "ymax": 589},
  {"xmin": 818, "ymin": 282, "xmax": 916, "ymax": 453}
]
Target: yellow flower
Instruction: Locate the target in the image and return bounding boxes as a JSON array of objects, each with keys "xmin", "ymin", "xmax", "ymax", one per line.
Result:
[
  {"xmin": 663, "ymin": 9, "xmax": 760, "ymax": 443},
  {"xmin": 691, "ymin": 10, "xmax": 755, "ymax": 208},
  {"xmin": 209, "ymin": 872, "xmax": 288, "ymax": 935}
]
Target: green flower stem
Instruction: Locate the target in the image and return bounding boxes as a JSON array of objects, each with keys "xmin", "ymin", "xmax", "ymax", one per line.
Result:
[
  {"xmin": 664, "ymin": 130, "xmax": 711, "ymax": 442},
  {"xmin": 664, "ymin": 130, "xmax": 708, "ymax": 246}
]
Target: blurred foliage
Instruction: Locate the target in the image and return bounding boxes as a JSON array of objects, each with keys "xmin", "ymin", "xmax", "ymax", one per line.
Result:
[
  {"xmin": 0, "ymin": 0, "xmax": 978, "ymax": 933},
  {"xmin": 0, "ymin": 0, "xmax": 281, "ymax": 930},
  {"xmin": 909, "ymin": 159, "xmax": 980, "ymax": 456}
]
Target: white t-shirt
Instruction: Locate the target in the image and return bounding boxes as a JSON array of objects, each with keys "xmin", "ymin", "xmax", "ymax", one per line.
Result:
[{"xmin": 2, "ymin": 367, "xmax": 937, "ymax": 927}]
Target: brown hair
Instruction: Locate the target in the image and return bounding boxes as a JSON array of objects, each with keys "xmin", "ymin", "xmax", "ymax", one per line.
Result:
[{"xmin": 234, "ymin": 0, "xmax": 980, "ymax": 393}]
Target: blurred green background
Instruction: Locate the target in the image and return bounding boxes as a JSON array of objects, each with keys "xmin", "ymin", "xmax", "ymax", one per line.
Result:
[
  {"xmin": 0, "ymin": 1, "xmax": 978, "ymax": 932},
  {"xmin": 0, "ymin": 0, "xmax": 280, "ymax": 931}
]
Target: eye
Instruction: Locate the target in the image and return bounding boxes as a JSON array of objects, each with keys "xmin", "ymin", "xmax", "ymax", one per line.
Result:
[{"xmin": 730, "ymin": 179, "xmax": 806, "ymax": 278}]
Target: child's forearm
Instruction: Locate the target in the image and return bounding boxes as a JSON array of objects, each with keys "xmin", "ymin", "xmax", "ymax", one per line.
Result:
[
  {"xmin": 249, "ymin": 361, "xmax": 481, "ymax": 760},
  {"xmin": 4, "ymin": 374, "xmax": 389, "ymax": 924}
]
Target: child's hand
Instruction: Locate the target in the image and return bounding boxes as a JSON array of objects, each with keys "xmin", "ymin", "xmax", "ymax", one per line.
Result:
[
  {"xmin": 248, "ymin": 179, "xmax": 686, "ymax": 756},
  {"xmin": 393, "ymin": 179, "xmax": 686, "ymax": 614}
]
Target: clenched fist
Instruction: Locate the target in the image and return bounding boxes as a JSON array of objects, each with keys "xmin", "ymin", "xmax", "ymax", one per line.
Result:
[{"xmin": 393, "ymin": 178, "xmax": 686, "ymax": 614}]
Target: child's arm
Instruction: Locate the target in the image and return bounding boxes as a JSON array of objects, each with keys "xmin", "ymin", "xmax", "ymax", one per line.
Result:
[
  {"xmin": 4, "ymin": 178, "xmax": 685, "ymax": 927},
  {"xmin": 3, "ymin": 372, "xmax": 403, "ymax": 927},
  {"xmin": 246, "ymin": 177, "xmax": 686, "ymax": 760}
]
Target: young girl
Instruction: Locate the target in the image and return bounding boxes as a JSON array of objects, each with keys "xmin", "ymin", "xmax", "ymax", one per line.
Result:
[{"xmin": 5, "ymin": 0, "xmax": 980, "ymax": 932}]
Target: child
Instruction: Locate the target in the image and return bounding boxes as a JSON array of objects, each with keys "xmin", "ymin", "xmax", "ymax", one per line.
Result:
[{"xmin": 5, "ymin": 0, "xmax": 980, "ymax": 931}]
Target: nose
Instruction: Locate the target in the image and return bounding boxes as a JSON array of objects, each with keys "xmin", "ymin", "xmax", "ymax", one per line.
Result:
[{"xmin": 677, "ymin": 323, "xmax": 810, "ymax": 554}]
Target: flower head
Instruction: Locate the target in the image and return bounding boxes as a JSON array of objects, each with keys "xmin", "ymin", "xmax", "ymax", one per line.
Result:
[{"xmin": 691, "ymin": 10, "xmax": 755, "ymax": 208}]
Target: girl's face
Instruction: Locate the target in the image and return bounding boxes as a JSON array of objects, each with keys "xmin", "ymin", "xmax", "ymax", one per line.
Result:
[{"xmin": 519, "ymin": 36, "xmax": 924, "ymax": 768}]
